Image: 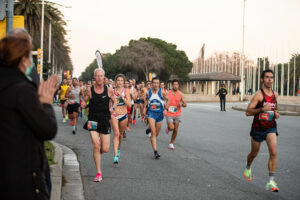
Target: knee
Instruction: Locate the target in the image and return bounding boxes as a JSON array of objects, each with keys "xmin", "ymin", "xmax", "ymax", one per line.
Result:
[
  {"xmin": 168, "ymin": 125, "xmax": 174, "ymax": 131},
  {"xmin": 114, "ymin": 131, "xmax": 120, "ymax": 138},
  {"xmin": 93, "ymin": 143, "xmax": 100, "ymax": 152},
  {"xmin": 269, "ymin": 151, "xmax": 277, "ymax": 158},
  {"xmin": 102, "ymin": 147, "xmax": 109, "ymax": 153}
]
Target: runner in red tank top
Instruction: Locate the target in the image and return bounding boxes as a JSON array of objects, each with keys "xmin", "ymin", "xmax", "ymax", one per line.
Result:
[
  {"xmin": 244, "ymin": 69, "xmax": 280, "ymax": 192},
  {"xmin": 164, "ymin": 80, "xmax": 187, "ymax": 150}
]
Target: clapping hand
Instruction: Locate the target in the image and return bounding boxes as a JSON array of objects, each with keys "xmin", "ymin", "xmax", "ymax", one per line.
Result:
[{"xmin": 38, "ymin": 75, "xmax": 59, "ymax": 104}]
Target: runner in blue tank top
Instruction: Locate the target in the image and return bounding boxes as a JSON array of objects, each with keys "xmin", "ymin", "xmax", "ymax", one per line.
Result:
[{"xmin": 143, "ymin": 77, "xmax": 168, "ymax": 159}]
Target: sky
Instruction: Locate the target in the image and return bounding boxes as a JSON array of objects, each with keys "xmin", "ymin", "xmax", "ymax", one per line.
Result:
[{"xmin": 53, "ymin": 0, "xmax": 300, "ymax": 77}]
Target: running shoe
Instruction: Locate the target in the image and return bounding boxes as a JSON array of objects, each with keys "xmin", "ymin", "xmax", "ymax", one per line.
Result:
[
  {"xmin": 93, "ymin": 173, "xmax": 102, "ymax": 182},
  {"xmin": 145, "ymin": 128, "xmax": 150, "ymax": 135},
  {"xmin": 62, "ymin": 118, "xmax": 66, "ymax": 123},
  {"xmin": 126, "ymin": 126, "xmax": 130, "ymax": 131},
  {"xmin": 113, "ymin": 155, "xmax": 119, "ymax": 164},
  {"xmin": 154, "ymin": 151, "xmax": 160, "ymax": 159},
  {"xmin": 133, "ymin": 119, "xmax": 136, "ymax": 124},
  {"xmin": 168, "ymin": 144, "xmax": 175, "ymax": 150},
  {"xmin": 72, "ymin": 130, "xmax": 76, "ymax": 135},
  {"xmin": 266, "ymin": 180, "xmax": 279, "ymax": 192},
  {"xmin": 243, "ymin": 168, "xmax": 252, "ymax": 182},
  {"xmin": 65, "ymin": 115, "xmax": 69, "ymax": 120},
  {"xmin": 130, "ymin": 119, "xmax": 133, "ymax": 124}
]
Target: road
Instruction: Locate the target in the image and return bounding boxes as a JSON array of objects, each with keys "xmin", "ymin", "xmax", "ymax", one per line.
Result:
[{"xmin": 53, "ymin": 102, "xmax": 300, "ymax": 200}]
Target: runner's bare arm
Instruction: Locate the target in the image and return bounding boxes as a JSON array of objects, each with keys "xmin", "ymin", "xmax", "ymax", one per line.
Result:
[
  {"xmin": 143, "ymin": 92, "xmax": 148, "ymax": 116},
  {"xmin": 162, "ymin": 91, "xmax": 169, "ymax": 109},
  {"xmin": 274, "ymin": 92, "xmax": 280, "ymax": 119},
  {"xmin": 65, "ymin": 87, "xmax": 73, "ymax": 98},
  {"xmin": 108, "ymin": 87, "xmax": 117, "ymax": 108},
  {"xmin": 124, "ymin": 89, "xmax": 132, "ymax": 107},
  {"xmin": 180, "ymin": 92, "xmax": 187, "ymax": 107},
  {"xmin": 81, "ymin": 87, "xmax": 91, "ymax": 108},
  {"xmin": 246, "ymin": 92, "xmax": 265, "ymax": 116}
]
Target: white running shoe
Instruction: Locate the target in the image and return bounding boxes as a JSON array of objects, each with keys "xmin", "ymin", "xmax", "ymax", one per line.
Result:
[{"xmin": 168, "ymin": 144, "xmax": 175, "ymax": 150}]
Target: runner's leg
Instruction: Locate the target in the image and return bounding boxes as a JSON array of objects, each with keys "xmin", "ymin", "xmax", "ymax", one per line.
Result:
[
  {"xmin": 90, "ymin": 131, "xmax": 101, "ymax": 174},
  {"xmin": 111, "ymin": 116, "xmax": 120, "ymax": 157},
  {"xmin": 118, "ymin": 118, "xmax": 128, "ymax": 149},
  {"xmin": 266, "ymin": 133, "xmax": 277, "ymax": 177},
  {"xmin": 170, "ymin": 122, "xmax": 179, "ymax": 144},
  {"xmin": 148, "ymin": 118, "xmax": 157, "ymax": 151},
  {"xmin": 247, "ymin": 138, "xmax": 261, "ymax": 168}
]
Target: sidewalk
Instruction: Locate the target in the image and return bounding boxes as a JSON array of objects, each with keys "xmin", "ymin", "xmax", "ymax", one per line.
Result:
[{"xmin": 50, "ymin": 141, "xmax": 85, "ymax": 200}]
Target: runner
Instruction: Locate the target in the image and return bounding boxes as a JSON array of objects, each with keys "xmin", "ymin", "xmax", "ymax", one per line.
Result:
[
  {"xmin": 131, "ymin": 79, "xmax": 138, "ymax": 124},
  {"xmin": 160, "ymin": 82, "xmax": 168, "ymax": 93},
  {"xmin": 143, "ymin": 77, "xmax": 168, "ymax": 159},
  {"xmin": 137, "ymin": 81, "xmax": 146, "ymax": 120},
  {"xmin": 58, "ymin": 78, "xmax": 69, "ymax": 122},
  {"xmin": 82, "ymin": 68, "xmax": 116, "ymax": 182},
  {"xmin": 65, "ymin": 77, "xmax": 81, "ymax": 134},
  {"xmin": 125, "ymin": 80, "xmax": 131, "ymax": 131},
  {"xmin": 244, "ymin": 69, "xmax": 280, "ymax": 192},
  {"xmin": 111, "ymin": 74, "xmax": 131, "ymax": 164},
  {"xmin": 165, "ymin": 80, "xmax": 187, "ymax": 150}
]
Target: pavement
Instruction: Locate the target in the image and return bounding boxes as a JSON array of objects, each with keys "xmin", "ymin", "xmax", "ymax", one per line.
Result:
[{"xmin": 51, "ymin": 103, "xmax": 300, "ymax": 200}]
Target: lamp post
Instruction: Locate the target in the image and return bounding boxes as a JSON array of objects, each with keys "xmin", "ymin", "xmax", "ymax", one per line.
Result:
[{"xmin": 240, "ymin": 0, "xmax": 246, "ymax": 101}]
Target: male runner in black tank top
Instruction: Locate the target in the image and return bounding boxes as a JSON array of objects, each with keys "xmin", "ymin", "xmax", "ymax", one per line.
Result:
[
  {"xmin": 244, "ymin": 69, "xmax": 280, "ymax": 192},
  {"xmin": 82, "ymin": 68, "xmax": 116, "ymax": 182}
]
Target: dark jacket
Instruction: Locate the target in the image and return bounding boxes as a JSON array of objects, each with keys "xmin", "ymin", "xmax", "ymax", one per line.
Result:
[
  {"xmin": 0, "ymin": 67, "xmax": 57, "ymax": 200},
  {"xmin": 216, "ymin": 87, "xmax": 228, "ymax": 98}
]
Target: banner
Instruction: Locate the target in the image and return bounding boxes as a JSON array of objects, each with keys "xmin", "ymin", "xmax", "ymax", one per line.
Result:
[{"xmin": 95, "ymin": 50, "xmax": 103, "ymax": 68}]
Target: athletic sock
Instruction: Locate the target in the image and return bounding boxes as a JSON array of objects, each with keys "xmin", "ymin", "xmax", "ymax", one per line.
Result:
[
  {"xmin": 246, "ymin": 163, "xmax": 251, "ymax": 169},
  {"xmin": 133, "ymin": 115, "xmax": 136, "ymax": 120},
  {"xmin": 269, "ymin": 171, "xmax": 275, "ymax": 181},
  {"xmin": 72, "ymin": 126, "xmax": 76, "ymax": 131}
]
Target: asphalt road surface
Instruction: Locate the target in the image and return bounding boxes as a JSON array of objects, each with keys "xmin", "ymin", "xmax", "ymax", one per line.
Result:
[{"xmin": 54, "ymin": 102, "xmax": 300, "ymax": 200}]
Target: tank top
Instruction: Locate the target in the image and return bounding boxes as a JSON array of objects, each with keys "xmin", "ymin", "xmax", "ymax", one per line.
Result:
[
  {"xmin": 147, "ymin": 88, "xmax": 165, "ymax": 113},
  {"xmin": 68, "ymin": 85, "xmax": 80, "ymax": 104},
  {"xmin": 252, "ymin": 89, "xmax": 277, "ymax": 132},
  {"xmin": 114, "ymin": 88, "xmax": 126, "ymax": 106},
  {"xmin": 60, "ymin": 84, "xmax": 69, "ymax": 100},
  {"xmin": 88, "ymin": 86, "xmax": 110, "ymax": 121},
  {"xmin": 166, "ymin": 90, "xmax": 181, "ymax": 117}
]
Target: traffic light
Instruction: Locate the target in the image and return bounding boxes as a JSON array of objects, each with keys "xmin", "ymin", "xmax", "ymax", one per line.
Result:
[
  {"xmin": 37, "ymin": 48, "xmax": 43, "ymax": 59},
  {"xmin": 37, "ymin": 64, "xmax": 41, "ymax": 74}
]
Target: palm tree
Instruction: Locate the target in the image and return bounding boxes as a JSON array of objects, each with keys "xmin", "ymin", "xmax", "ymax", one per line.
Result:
[{"xmin": 14, "ymin": 0, "xmax": 73, "ymax": 75}]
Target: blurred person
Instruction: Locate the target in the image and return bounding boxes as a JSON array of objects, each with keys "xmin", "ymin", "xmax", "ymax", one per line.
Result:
[
  {"xmin": 0, "ymin": 30, "xmax": 58, "ymax": 200},
  {"xmin": 65, "ymin": 77, "xmax": 82, "ymax": 134},
  {"xmin": 160, "ymin": 82, "xmax": 167, "ymax": 93},
  {"xmin": 216, "ymin": 83, "xmax": 228, "ymax": 111},
  {"xmin": 58, "ymin": 78, "xmax": 69, "ymax": 122}
]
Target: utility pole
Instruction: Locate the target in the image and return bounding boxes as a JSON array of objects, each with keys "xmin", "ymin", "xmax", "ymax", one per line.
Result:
[
  {"xmin": 6, "ymin": 0, "xmax": 13, "ymax": 33},
  {"xmin": 40, "ymin": 0, "xmax": 45, "ymax": 80},
  {"xmin": 287, "ymin": 62, "xmax": 290, "ymax": 96},
  {"xmin": 241, "ymin": 0, "xmax": 246, "ymax": 101},
  {"xmin": 281, "ymin": 63, "xmax": 284, "ymax": 96},
  {"xmin": 293, "ymin": 56, "xmax": 296, "ymax": 96}
]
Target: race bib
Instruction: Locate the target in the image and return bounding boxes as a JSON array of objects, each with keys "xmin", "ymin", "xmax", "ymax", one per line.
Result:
[
  {"xmin": 87, "ymin": 121, "xmax": 98, "ymax": 130},
  {"xmin": 117, "ymin": 97, "xmax": 124, "ymax": 105},
  {"xmin": 259, "ymin": 111, "xmax": 274, "ymax": 121},
  {"xmin": 168, "ymin": 106, "xmax": 177, "ymax": 113},
  {"xmin": 150, "ymin": 103, "xmax": 161, "ymax": 110}
]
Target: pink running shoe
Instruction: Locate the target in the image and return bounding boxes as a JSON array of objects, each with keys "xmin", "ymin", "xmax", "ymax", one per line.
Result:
[
  {"xmin": 93, "ymin": 173, "xmax": 102, "ymax": 182},
  {"xmin": 133, "ymin": 119, "xmax": 136, "ymax": 124}
]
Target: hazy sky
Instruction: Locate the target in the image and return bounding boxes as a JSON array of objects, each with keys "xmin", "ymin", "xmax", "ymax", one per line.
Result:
[{"xmin": 53, "ymin": 0, "xmax": 300, "ymax": 77}]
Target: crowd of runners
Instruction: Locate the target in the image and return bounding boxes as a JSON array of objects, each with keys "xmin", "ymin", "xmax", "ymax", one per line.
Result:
[
  {"xmin": 56, "ymin": 68, "xmax": 187, "ymax": 182},
  {"xmin": 55, "ymin": 68, "xmax": 280, "ymax": 193}
]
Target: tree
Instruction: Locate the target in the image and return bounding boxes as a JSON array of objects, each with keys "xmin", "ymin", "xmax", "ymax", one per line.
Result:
[
  {"xmin": 115, "ymin": 40, "xmax": 164, "ymax": 81},
  {"xmin": 14, "ymin": 0, "xmax": 73, "ymax": 75},
  {"xmin": 141, "ymin": 37, "xmax": 192, "ymax": 81}
]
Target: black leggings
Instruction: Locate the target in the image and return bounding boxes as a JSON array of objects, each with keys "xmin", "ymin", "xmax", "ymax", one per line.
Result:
[{"xmin": 220, "ymin": 97, "xmax": 226, "ymax": 111}]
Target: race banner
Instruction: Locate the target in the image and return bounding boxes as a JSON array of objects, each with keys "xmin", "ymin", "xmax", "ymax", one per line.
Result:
[{"xmin": 95, "ymin": 50, "xmax": 103, "ymax": 68}]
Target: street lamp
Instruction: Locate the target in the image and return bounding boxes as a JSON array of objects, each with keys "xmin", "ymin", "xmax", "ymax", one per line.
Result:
[{"xmin": 240, "ymin": 0, "xmax": 246, "ymax": 101}]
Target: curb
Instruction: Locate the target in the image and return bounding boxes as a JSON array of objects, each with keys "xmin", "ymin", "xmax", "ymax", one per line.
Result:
[
  {"xmin": 59, "ymin": 144, "xmax": 85, "ymax": 200},
  {"xmin": 231, "ymin": 106, "xmax": 300, "ymax": 116},
  {"xmin": 50, "ymin": 141, "xmax": 63, "ymax": 200}
]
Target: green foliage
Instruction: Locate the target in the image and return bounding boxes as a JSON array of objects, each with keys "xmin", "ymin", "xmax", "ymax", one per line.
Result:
[
  {"xmin": 80, "ymin": 37, "xmax": 192, "ymax": 82},
  {"xmin": 141, "ymin": 37, "xmax": 193, "ymax": 81},
  {"xmin": 44, "ymin": 141, "xmax": 55, "ymax": 165}
]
